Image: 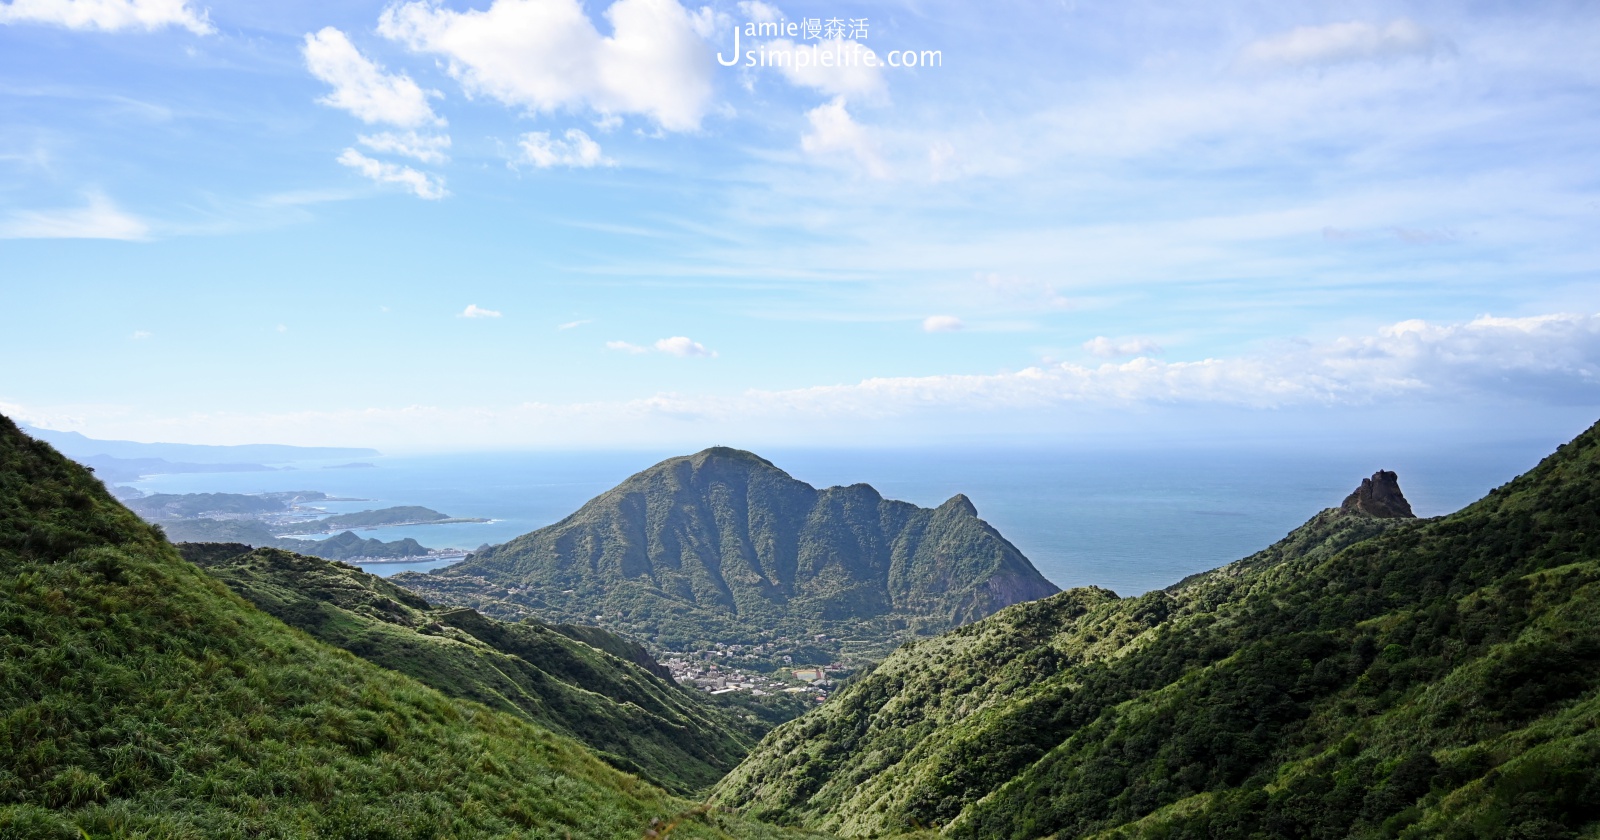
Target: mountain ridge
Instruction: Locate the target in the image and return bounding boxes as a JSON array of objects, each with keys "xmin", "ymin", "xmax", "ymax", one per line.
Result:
[
  {"xmin": 399, "ymin": 446, "xmax": 1059, "ymax": 651},
  {"xmin": 714, "ymin": 436, "xmax": 1600, "ymax": 838}
]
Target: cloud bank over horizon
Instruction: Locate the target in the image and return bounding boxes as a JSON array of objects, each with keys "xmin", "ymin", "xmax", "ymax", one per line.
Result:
[{"xmin": 9, "ymin": 313, "xmax": 1597, "ymax": 450}]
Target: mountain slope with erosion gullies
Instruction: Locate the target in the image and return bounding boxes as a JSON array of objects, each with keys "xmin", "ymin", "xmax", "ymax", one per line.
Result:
[{"xmin": 399, "ymin": 447, "xmax": 1059, "ymax": 655}]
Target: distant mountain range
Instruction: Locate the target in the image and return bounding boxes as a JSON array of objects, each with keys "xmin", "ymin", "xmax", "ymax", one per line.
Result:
[
  {"xmin": 398, "ymin": 446, "xmax": 1060, "ymax": 651},
  {"xmin": 20, "ymin": 424, "xmax": 381, "ymax": 482},
  {"xmin": 21, "ymin": 424, "xmax": 379, "ymax": 464}
]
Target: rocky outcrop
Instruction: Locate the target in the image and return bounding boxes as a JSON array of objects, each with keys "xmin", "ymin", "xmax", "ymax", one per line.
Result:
[{"xmin": 1341, "ymin": 470, "xmax": 1416, "ymax": 518}]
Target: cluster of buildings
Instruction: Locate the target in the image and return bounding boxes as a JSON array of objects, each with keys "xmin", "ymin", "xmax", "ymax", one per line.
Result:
[{"xmin": 659, "ymin": 653, "xmax": 835, "ymax": 701}]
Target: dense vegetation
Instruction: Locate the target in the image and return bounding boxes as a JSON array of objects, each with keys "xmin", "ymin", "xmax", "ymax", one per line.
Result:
[
  {"xmin": 399, "ymin": 447, "xmax": 1057, "ymax": 653},
  {"xmin": 184, "ymin": 542, "xmax": 778, "ymax": 795},
  {"xmin": 125, "ymin": 491, "xmax": 295, "ymax": 520},
  {"xmin": 716, "ymin": 426, "xmax": 1600, "ymax": 839},
  {"xmin": 280, "ymin": 505, "xmax": 486, "ymax": 534},
  {"xmin": 0, "ymin": 414, "xmax": 815, "ymax": 839}
]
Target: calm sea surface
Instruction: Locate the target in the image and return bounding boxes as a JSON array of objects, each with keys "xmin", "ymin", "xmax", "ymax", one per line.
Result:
[{"xmin": 132, "ymin": 440, "xmax": 1555, "ymax": 596}]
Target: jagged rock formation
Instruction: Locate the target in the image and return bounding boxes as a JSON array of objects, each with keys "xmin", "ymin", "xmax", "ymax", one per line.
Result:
[
  {"xmin": 398, "ymin": 447, "xmax": 1059, "ymax": 649},
  {"xmin": 1341, "ymin": 469, "xmax": 1417, "ymax": 518}
]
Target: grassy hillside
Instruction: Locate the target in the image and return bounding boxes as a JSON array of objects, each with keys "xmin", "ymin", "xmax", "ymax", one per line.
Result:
[
  {"xmin": 183, "ymin": 542, "xmax": 770, "ymax": 795},
  {"xmin": 715, "ymin": 426, "xmax": 1600, "ymax": 839},
  {"xmin": 0, "ymin": 414, "xmax": 814, "ymax": 839},
  {"xmin": 400, "ymin": 447, "xmax": 1057, "ymax": 652}
]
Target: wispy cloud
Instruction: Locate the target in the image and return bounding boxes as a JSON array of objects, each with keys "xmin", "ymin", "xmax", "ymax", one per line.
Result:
[
  {"xmin": 304, "ymin": 27, "xmax": 443, "ymax": 127},
  {"xmin": 801, "ymin": 97, "xmax": 886, "ymax": 177},
  {"xmin": 0, "ymin": 193, "xmax": 148, "ymax": 240},
  {"xmin": 0, "ymin": 0, "xmax": 213, "ymax": 35},
  {"xmin": 515, "ymin": 129, "xmax": 611, "ymax": 169},
  {"xmin": 922, "ymin": 315, "xmax": 963, "ymax": 333},
  {"xmin": 459, "ymin": 304, "xmax": 502, "ymax": 319},
  {"xmin": 558, "ymin": 319, "xmax": 593, "ymax": 330},
  {"xmin": 607, "ymin": 336, "xmax": 717, "ymax": 357},
  {"xmin": 357, "ymin": 130, "xmax": 451, "ymax": 164},
  {"xmin": 1241, "ymin": 19, "xmax": 1439, "ymax": 69},
  {"xmin": 1084, "ymin": 336, "xmax": 1162, "ymax": 359},
  {"xmin": 337, "ymin": 148, "xmax": 447, "ymax": 199},
  {"xmin": 130, "ymin": 330, "xmax": 152, "ymax": 340},
  {"xmin": 654, "ymin": 336, "xmax": 714, "ymax": 357}
]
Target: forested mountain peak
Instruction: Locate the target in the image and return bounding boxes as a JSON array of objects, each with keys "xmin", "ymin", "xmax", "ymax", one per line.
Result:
[{"xmin": 399, "ymin": 449, "xmax": 1059, "ymax": 651}]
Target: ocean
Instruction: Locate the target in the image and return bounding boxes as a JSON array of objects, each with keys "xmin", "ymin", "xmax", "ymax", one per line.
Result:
[{"xmin": 129, "ymin": 439, "xmax": 1556, "ymax": 597}]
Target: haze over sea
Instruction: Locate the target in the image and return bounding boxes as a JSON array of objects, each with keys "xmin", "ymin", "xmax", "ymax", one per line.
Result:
[{"xmin": 131, "ymin": 439, "xmax": 1554, "ymax": 597}]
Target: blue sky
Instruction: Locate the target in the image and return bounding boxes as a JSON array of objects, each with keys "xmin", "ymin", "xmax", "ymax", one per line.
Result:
[{"xmin": 1, "ymin": 0, "xmax": 1598, "ymax": 451}]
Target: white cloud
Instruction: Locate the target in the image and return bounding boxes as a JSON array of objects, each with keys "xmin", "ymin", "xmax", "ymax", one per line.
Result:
[
  {"xmin": 459, "ymin": 304, "xmax": 502, "ymax": 319},
  {"xmin": 0, "ymin": 193, "xmax": 148, "ymax": 240},
  {"xmin": 801, "ymin": 96, "xmax": 886, "ymax": 177},
  {"xmin": 336, "ymin": 148, "xmax": 447, "ymax": 200},
  {"xmin": 607, "ymin": 336, "xmax": 716, "ymax": 356},
  {"xmin": 736, "ymin": 1, "xmax": 779, "ymax": 23},
  {"xmin": 922, "ymin": 315, "xmax": 964, "ymax": 333},
  {"xmin": 357, "ymin": 130, "xmax": 451, "ymax": 163},
  {"xmin": 304, "ymin": 27, "xmax": 443, "ymax": 128},
  {"xmin": 378, "ymin": 0, "xmax": 715, "ymax": 132},
  {"xmin": 559, "ymin": 319, "xmax": 592, "ymax": 330},
  {"xmin": 1085, "ymin": 336, "xmax": 1163, "ymax": 359},
  {"xmin": 654, "ymin": 336, "xmax": 715, "ymax": 357},
  {"xmin": 130, "ymin": 330, "xmax": 152, "ymax": 339},
  {"xmin": 1241, "ymin": 19, "xmax": 1437, "ymax": 69},
  {"xmin": 275, "ymin": 324, "xmax": 288, "ymax": 333},
  {"xmin": 516, "ymin": 129, "xmax": 611, "ymax": 168},
  {"xmin": 0, "ymin": 0, "xmax": 212, "ymax": 34},
  {"xmin": 761, "ymin": 38, "xmax": 888, "ymax": 101}
]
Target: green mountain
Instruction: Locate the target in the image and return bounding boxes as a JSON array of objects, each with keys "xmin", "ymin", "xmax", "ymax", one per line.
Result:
[
  {"xmin": 181, "ymin": 542, "xmax": 773, "ymax": 795},
  {"xmin": 0, "ymin": 414, "xmax": 813, "ymax": 839},
  {"xmin": 161, "ymin": 518, "xmax": 435, "ymax": 561},
  {"xmin": 398, "ymin": 447, "xmax": 1059, "ymax": 651},
  {"xmin": 279, "ymin": 505, "xmax": 488, "ymax": 534},
  {"xmin": 714, "ymin": 427, "xmax": 1600, "ymax": 839}
]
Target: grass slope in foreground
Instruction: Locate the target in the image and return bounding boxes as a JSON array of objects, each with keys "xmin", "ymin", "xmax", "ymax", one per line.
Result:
[
  {"xmin": 0, "ymin": 414, "xmax": 812, "ymax": 839},
  {"xmin": 181, "ymin": 542, "xmax": 773, "ymax": 795},
  {"xmin": 715, "ymin": 423, "xmax": 1600, "ymax": 839}
]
